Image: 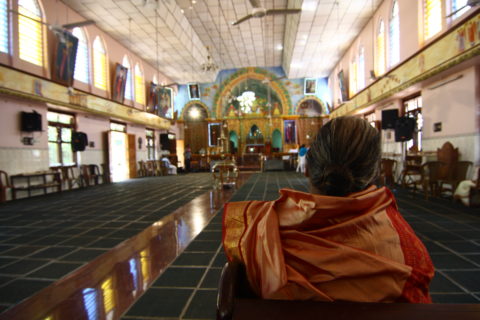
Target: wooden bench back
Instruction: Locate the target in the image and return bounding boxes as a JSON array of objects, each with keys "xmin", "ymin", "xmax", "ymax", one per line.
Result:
[{"xmin": 437, "ymin": 142, "xmax": 459, "ymax": 179}]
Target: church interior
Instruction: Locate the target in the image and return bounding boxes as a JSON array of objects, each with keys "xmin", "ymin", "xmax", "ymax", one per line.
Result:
[{"xmin": 0, "ymin": 0, "xmax": 479, "ymax": 319}]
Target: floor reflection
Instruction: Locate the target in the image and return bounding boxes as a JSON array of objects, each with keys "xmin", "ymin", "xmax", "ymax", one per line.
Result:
[{"xmin": 0, "ymin": 173, "xmax": 251, "ymax": 320}]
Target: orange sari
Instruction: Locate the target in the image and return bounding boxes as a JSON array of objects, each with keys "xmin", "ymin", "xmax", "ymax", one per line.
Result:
[{"xmin": 222, "ymin": 186, "xmax": 434, "ymax": 302}]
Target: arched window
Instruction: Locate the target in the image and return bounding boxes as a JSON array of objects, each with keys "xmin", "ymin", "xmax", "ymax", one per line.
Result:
[
  {"xmin": 451, "ymin": 0, "xmax": 470, "ymax": 19},
  {"xmin": 389, "ymin": 0, "xmax": 400, "ymax": 68},
  {"xmin": 0, "ymin": 0, "xmax": 8, "ymax": 53},
  {"xmin": 18, "ymin": 0, "xmax": 44, "ymax": 66},
  {"xmin": 349, "ymin": 58, "xmax": 357, "ymax": 96},
  {"xmin": 93, "ymin": 36, "xmax": 107, "ymax": 90},
  {"xmin": 134, "ymin": 63, "xmax": 145, "ymax": 105},
  {"xmin": 72, "ymin": 27, "xmax": 89, "ymax": 84},
  {"xmin": 122, "ymin": 56, "xmax": 133, "ymax": 100},
  {"xmin": 357, "ymin": 46, "xmax": 365, "ymax": 90},
  {"xmin": 376, "ymin": 19, "xmax": 386, "ymax": 76},
  {"xmin": 424, "ymin": 0, "xmax": 442, "ymax": 40}
]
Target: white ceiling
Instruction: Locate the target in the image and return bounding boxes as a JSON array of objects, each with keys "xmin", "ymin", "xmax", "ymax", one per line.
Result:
[{"xmin": 61, "ymin": 0, "xmax": 383, "ymax": 84}]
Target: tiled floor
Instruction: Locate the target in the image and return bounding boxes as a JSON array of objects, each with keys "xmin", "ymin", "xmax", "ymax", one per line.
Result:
[
  {"xmin": 1, "ymin": 172, "xmax": 480, "ymax": 320},
  {"xmin": 0, "ymin": 173, "xmax": 215, "ymax": 313}
]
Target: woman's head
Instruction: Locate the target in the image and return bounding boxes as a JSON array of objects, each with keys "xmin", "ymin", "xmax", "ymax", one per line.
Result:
[
  {"xmin": 306, "ymin": 116, "xmax": 380, "ymax": 196},
  {"xmin": 300, "ymin": 144, "xmax": 306, "ymax": 149}
]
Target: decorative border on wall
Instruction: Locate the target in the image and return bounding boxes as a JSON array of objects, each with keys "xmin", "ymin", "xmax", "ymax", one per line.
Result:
[
  {"xmin": 295, "ymin": 96, "xmax": 326, "ymax": 115},
  {"xmin": 213, "ymin": 67, "xmax": 292, "ymax": 118},
  {"xmin": 330, "ymin": 11, "xmax": 480, "ymax": 118},
  {"xmin": 180, "ymin": 100, "xmax": 210, "ymax": 120},
  {"xmin": 0, "ymin": 65, "xmax": 171, "ymax": 130}
]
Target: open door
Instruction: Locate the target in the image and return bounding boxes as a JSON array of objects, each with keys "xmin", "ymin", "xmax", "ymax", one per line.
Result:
[
  {"xmin": 128, "ymin": 134, "xmax": 137, "ymax": 179},
  {"xmin": 108, "ymin": 130, "xmax": 130, "ymax": 182}
]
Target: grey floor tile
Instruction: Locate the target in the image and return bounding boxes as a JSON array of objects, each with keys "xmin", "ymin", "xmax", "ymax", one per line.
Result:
[
  {"xmin": 0, "ymin": 259, "xmax": 48, "ymax": 275},
  {"xmin": 183, "ymin": 290, "xmax": 218, "ymax": 319},
  {"xmin": 185, "ymin": 240, "xmax": 221, "ymax": 252},
  {"xmin": 60, "ymin": 249, "xmax": 107, "ymax": 262},
  {"xmin": 28, "ymin": 262, "xmax": 84, "ymax": 279},
  {"xmin": 440, "ymin": 241, "xmax": 480, "ymax": 253},
  {"xmin": 30, "ymin": 246, "xmax": 76, "ymax": 259},
  {"xmin": 431, "ymin": 293, "xmax": 480, "ymax": 303},
  {"xmin": 444, "ymin": 271, "xmax": 480, "ymax": 292},
  {"xmin": 172, "ymin": 252, "xmax": 216, "ymax": 266},
  {"xmin": 1, "ymin": 245, "xmax": 44, "ymax": 257},
  {"xmin": 125, "ymin": 288, "xmax": 192, "ymax": 318},
  {"xmin": 200, "ymin": 268, "xmax": 223, "ymax": 289},
  {"xmin": 430, "ymin": 273, "xmax": 464, "ymax": 293},
  {"xmin": 0, "ymin": 279, "xmax": 53, "ymax": 304},
  {"xmin": 152, "ymin": 267, "xmax": 206, "ymax": 288},
  {"xmin": 430, "ymin": 254, "xmax": 478, "ymax": 269}
]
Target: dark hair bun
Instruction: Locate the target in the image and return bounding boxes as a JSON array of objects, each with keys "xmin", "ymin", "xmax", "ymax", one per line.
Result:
[{"xmin": 323, "ymin": 165, "xmax": 354, "ymax": 197}]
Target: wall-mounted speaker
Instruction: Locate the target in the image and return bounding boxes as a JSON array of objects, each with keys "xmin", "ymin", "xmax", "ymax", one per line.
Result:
[
  {"xmin": 381, "ymin": 109, "xmax": 398, "ymax": 130},
  {"xmin": 72, "ymin": 132, "xmax": 88, "ymax": 152},
  {"xmin": 394, "ymin": 117, "xmax": 416, "ymax": 142},
  {"xmin": 21, "ymin": 111, "xmax": 42, "ymax": 132}
]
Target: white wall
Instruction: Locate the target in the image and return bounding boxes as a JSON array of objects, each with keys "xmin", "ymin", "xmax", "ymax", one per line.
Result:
[{"xmin": 421, "ymin": 67, "xmax": 479, "ymax": 172}]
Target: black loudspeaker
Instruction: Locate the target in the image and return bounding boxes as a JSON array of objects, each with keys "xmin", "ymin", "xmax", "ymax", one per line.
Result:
[
  {"xmin": 21, "ymin": 111, "xmax": 42, "ymax": 132},
  {"xmin": 72, "ymin": 132, "xmax": 88, "ymax": 152},
  {"xmin": 381, "ymin": 109, "xmax": 399, "ymax": 129},
  {"xmin": 394, "ymin": 117, "xmax": 416, "ymax": 142}
]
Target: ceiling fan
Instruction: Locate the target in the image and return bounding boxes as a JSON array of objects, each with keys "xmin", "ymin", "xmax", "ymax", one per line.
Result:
[
  {"xmin": 231, "ymin": 0, "xmax": 301, "ymax": 26},
  {"xmin": 445, "ymin": 0, "xmax": 479, "ymax": 18},
  {"xmin": 48, "ymin": 20, "xmax": 96, "ymax": 34}
]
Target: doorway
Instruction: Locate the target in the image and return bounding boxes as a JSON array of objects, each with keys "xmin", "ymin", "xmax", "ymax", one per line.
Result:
[
  {"xmin": 272, "ymin": 129, "xmax": 282, "ymax": 152},
  {"xmin": 109, "ymin": 131, "xmax": 130, "ymax": 182}
]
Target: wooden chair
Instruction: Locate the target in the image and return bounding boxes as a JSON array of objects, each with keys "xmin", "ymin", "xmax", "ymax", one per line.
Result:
[
  {"xmin": 440, "ymin": 161, "xmax": 473, "ymax": 196},
  {"xmin": 0, "ymin": 170, "xmax": 12, "ymax": 203},
  {"xmin": 437, "ymin": 142, "xmax": 459, "ymax": 181},
  {"xmin": 420, "ymin": 161, "xmax": 446, "ymax": 200},
  {"xmin": 159, "ymin": 160, "xmax": 169, "ymax": 176},
  {"xmin": 217, "ymin": 261, "xmax": 480, "ymax": 320},
  {"xmin": 400, "ymin": 155, "xmax": 422, "ymax": 189},
  {"xmin": 88, "ymin": 164, "xmax": 102, "ymax": 185},
  {"xmin": 145, "ymin": 161, "xmax": 155, "ymax": 176},
  {"xmin": 379, "ymin": 159, "xmax": 397, "ymax": 187},
  {"xmin": 137, "ymin": 161, "xmax": 147, "ymax": 177},
  {"xmin": 61, "ymin": 167, "xmax": 82, "ymax": 190},
  {"xmin": 101, "ymin": 163, "xmax": 111, "ymax": 184},
  {"xmin": 80, "ymin": 165, "xmax": 91, "ymax": 187}
]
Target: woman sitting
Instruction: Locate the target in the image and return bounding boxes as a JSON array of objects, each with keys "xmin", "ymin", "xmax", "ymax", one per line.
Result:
[{"xmin": 222, "ymin": 116, "xmax": 434, "ymax": 303}]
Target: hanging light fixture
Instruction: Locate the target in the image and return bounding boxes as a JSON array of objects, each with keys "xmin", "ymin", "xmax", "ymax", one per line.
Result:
[{"xmin": 201, "ymin": 46, "xmax": 218, "ymax": 73}]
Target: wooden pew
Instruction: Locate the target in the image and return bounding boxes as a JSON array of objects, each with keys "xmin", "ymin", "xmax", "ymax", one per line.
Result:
[{"xmin": 217, "ymin": 261, "xmax": 480, "ymax": 320}]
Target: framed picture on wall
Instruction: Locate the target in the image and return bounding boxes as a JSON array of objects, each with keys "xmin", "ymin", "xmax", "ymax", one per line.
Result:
[
  {"xmin": 337, "ymin": 70, "xmax": 348, "ymax": 103},
  {"xmin": 147, "ymin": 82, "xmax": 159, "ymax": 113},
  {"xmin": 112, "ymin": 63, "xmax": 128, "ymax": 104},
  {"xmin": 188, "ymin": 83, "xmax": 200, "ymax": 100},
  {"xmin": 52, "ymin": 30, "xmax": 79, "ymax": 87},
  {"xmin": 304, "ymin": 78, "xmax": 317, "ymax": 95},
  {"xmin": 158, "ymin": 86, "xmax": 173, "ymax": 118}
]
